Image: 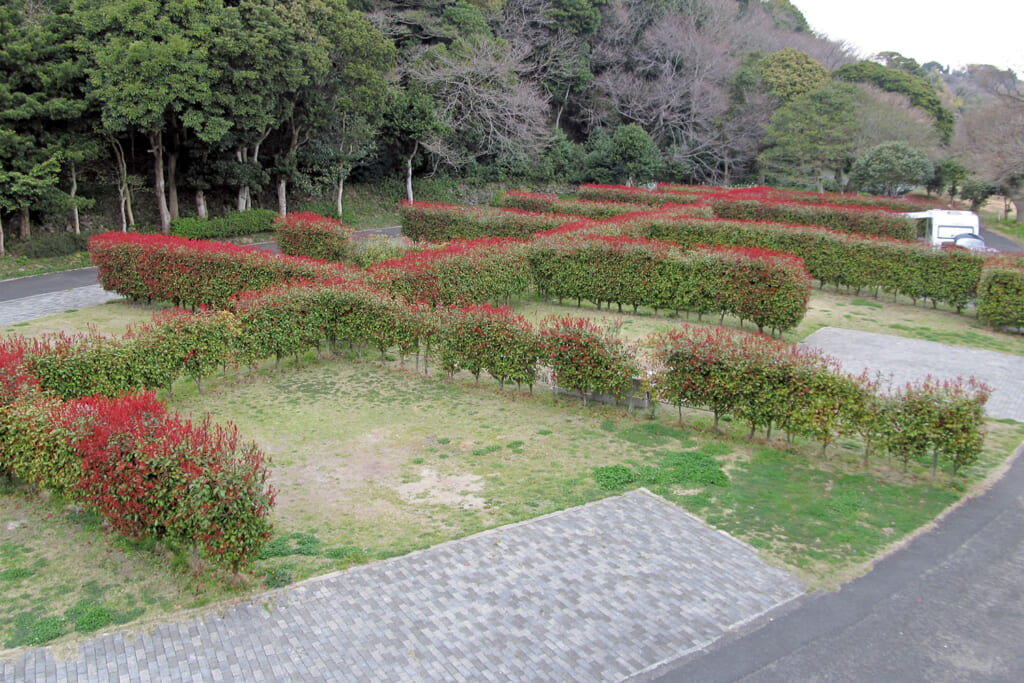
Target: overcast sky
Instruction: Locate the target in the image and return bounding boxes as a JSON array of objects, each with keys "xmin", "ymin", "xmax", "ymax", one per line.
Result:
[{"xmin": 794, "ymin": 0, "xmax": 1024, "ymax": 75}]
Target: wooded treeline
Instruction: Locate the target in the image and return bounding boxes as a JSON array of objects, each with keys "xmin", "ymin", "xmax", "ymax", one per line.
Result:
[{"xmin": 1, "ymin": 0, "xmax": 1022, "ymax": 253}]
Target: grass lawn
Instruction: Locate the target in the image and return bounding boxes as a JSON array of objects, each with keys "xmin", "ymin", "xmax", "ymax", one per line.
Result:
[
  {"xmin": 0, "ymin": 252, "xmax": 93, "ymax": 281},
  {"xmin": 2, "ymin": 288, "xmax": 1023, "ymax": 653}
]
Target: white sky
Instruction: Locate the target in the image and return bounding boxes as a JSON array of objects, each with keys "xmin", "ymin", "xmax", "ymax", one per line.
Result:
[{"xmin": 794, "ymin": 0, "xmax": 1024, "ymax": 75}]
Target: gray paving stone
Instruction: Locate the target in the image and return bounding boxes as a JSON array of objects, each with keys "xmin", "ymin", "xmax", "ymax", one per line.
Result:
[
  {"xmin": 1, "ymin": 490, "xmax": 804, "ymax": 682},
  {"xmin": 0, "ymin": 284, "xmax": 123, "ymax": 327},
  {"xmin": 802, "ymin": 326, "xmax": 1024, "ymax": 422}
]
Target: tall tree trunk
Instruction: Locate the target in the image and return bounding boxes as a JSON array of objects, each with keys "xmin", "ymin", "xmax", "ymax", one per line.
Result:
[
  {"xmin": 126, "ymin": 182, "xmax": 136, "ymax": 229},
  {"xmin": 70, "ymin": 161, "xmax": 80, "ymax": 235},
  {"xmin": 1008, "ymin": 189, "xmax": 1024, "ymax": 223},
  {"xmin": 167, "ymin": 149, "xmax": 179, "ymax": 220},
  {"xmin": 149, "ymin": 131, "xmax": 171, "ymax": 234},
  {"xmin": 249, "ymin": 138, "xmax": 264, "ymax": 212},
  {"xmin": 554, "ymin": 85, "xmax": 570, "ymax": 130},
  {"xmin": 277, "ymin": 177, "xmax": 287, "ymax": 216},
  {"xmin": 19, "ymin": 207, "xmax": 30, "ymax": 239},
  {"xmin": 336, "ymin": 174, "xmax": 345, "ymax": 218},
  {"xmin": 195, "ymin": 190, "xmax": 208, "ymax": 219},
  {"xmin": 0, "ymin": 212, "xmax": 5, "ymax": 256},
  {"xmin": 406, "ymin": 141, "xmax": 418, "ymax": 203},
  {"xmin": 112, "ymin": 138, "xmax": 130, "ymax": 231},
  {"xmin": 236, "ymin": 147, "xmax": 249, "ymax": 212}
]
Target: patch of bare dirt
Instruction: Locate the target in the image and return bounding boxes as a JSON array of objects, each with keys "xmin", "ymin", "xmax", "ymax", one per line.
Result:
[{"xmin": 394, "ymin": 468, "xmax": 486, "ymax": 509}]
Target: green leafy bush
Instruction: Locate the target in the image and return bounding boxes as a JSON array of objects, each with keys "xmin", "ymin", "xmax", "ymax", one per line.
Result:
[
  {"xmin": 170, "ymin": 209, "xmax": 276, "ymax": 240},
  {"xmin": 10, "ymin": 230, "xmax": 91, "ymax": 258},
  {"xmin": 399, "ymin": 201, "xmax": 577, "ymax": 241}
]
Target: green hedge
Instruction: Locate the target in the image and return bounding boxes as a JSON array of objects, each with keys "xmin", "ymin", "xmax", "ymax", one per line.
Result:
[
  {"xmin": 574, "ymin": 184, "xmax": 701, "ymax": 206},
  {"xmin": 494, "ymin": 190, "xmax": 653, "ymax": 218},
  {"xmin": 399, "ymin": 201, "xmax": 578, "ymax": 241},
  {"xmin": 615, "ymin": 215, "xmax": 985, "ymax": 311},
  {"xmin": 89, "ymin": 232, "xmax": 361, "ymax": 309},
  {"xmin": 977, "ymin": 260, "xmax": 1024, "ymax": 329},
  {"xmin": 170, "ymin": 209, "xmax": 277, "ymax": 240},
  {"xmin": 274, "ymin": 212, "xmax": 354, "ymax": 263},
  {"xmin": 527, "ymin": 234, "xmax": 811, "ymax": 333},
  {"xmin": 709, "ymin": 199, "xmax": 917, "ymax": 241}
]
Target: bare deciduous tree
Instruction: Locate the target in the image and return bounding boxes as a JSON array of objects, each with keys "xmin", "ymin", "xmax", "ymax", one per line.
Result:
[
  {"xmin": 406, "ymin": 35, "xmax": 549, "ymax": 171},
  {"xmin": 957, "ymin": 77, "xmax": 1024, "ymax": 220}
]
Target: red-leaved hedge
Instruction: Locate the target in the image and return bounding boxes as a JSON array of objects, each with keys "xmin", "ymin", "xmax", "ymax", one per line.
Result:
[
  {"xmin": 274, "ymin": 212, "xmax": 355, "ymax": 262},
  {"xmin": 89, "ymin": 232, "xmax": 360, "ymax": 309},
  {"xmin": 369, "ymin": 238, "xmax": 532, "ymax": 306}
]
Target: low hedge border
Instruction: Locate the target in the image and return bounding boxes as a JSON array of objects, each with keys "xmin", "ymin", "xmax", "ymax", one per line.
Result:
[
  {"xmin": 89, "ymin": 232, "xmax": 361, "ymax": 309},
  {"xmin": 170, "ymin": 209, "xmax": 277, "ymax": 240},
  {"xmin": 0, "ymin": 340, "xmax": 274, "ymax": 574},
  {"xmin": 527, "ymin": 233, "xmax": 811, "ymax": 333},
  {"xmin": 399, "ymin": 201, "xmax": 580, "ymax": 241}
]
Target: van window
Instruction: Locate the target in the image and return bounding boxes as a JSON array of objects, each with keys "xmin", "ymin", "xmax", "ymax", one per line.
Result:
[{"xmin": 936, "ymin": 225, "xmax": 971, "ymax": 239}]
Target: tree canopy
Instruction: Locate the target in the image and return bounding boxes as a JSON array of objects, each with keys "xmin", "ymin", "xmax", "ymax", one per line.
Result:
[
  {"xmin": 834, "ymin": 60, "xmax": 955, "ymax": 144},
  {"xmin": 0, "ymin": 0, "xmax": 991, "ymax": 246},
  {"xmin": 759, "ymin": 82, "xmax": 860, "ymax": 193},
  {"xmin": 849, "ymin": 141, "xmax": 933, "ymax": 197}
]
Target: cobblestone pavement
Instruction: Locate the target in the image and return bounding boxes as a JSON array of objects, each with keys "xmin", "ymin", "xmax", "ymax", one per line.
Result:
[
  {"xmin": 0, "ymin": 284, "xmax": 122, "ymax": 327},
  {"xmin": 1, "ymin": 490, "xmax": 805, "ymax": 682},
  {"xmin": 802, "ymin": 327, "xmax": 1024, "ymax": 422}
]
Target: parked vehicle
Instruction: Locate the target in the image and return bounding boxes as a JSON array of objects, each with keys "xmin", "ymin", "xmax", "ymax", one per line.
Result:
[{"xmin": 903, "ymin": 209, "xmax": 987, "ymax": 250}]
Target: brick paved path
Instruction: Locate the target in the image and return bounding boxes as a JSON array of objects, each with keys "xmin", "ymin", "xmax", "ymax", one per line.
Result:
[
  {"xmin": 2, "ymin": 491, "xmax": 804, "ymax": 682},
  {"xmin": 0, "ymin": 284, "xmax": 122, "ymax": 327},
  {"xmin": 803, "ymin": 327, "xmax": 1024, "ymax": 422}
]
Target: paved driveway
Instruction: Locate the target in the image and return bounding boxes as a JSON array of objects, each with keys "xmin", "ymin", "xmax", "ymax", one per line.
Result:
[{"xmin": 2, "ymin": 491, "xmax": 804, "ymax": 682}]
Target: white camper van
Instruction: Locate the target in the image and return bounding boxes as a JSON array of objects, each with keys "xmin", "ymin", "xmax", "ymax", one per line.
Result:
[{"xmin": 903, "ymin": 209, "xmax": 987, "ymax": 250}]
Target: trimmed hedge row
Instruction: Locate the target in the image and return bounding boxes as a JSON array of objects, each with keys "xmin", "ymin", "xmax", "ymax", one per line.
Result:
[
  {"xmin": 4, "ymin": 272, "xmax": 990, "ymax": 479},
  {"xmin": 0, "ymin": 342, "xmax": 274, "ymax": 573},
  {"xmin": 494, "ymin": 190, "xmax": 654, "ymax": 219},
  {"xmin": 708, "ymin": 198, "xmax": 918, "ymax": 241},
  {"xmin": 976, "ymin": 257, "xmax": 1024, "ymax": 329},
  {"xmin": 170, "ymin": 209, "xmax": 277, "ymax": 240},
  {"xmin": 648, "ymin": 326, "xmax": 989, "ymax": 474},
  {"xmin": 658, "ymin": 184, "xmax": 938, "ymax": 210},
  {"xmin": 89, "ymin": 232, "xmax": 360, "ymax": 309},
  {"xmin": 574, "ymin": 184, "xmax": 701, "ymax": 206},
  {"xmin": 274, "ymin": 212, "xmax": 355, "ymax": 262},
  {"xmin": 527, "ymin": 233, "xmax": 811, "ymax": 333},
  {"xmin": 578, "ymin": 212, "xmax": 987, "ymax": 311},
  {"xmin": 399, "ymin": 201, "xmax": 579, "ymax": 241},
  {"xmin": 369, "ymin": 238, "xmax": 532, "ymax": 307}
]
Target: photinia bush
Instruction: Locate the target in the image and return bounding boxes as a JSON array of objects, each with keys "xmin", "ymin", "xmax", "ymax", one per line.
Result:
[
  {"xmin": 274, "ymin": 212, "xmax": 355, "ymax": 263},
  {"xmin": 89, "ymin": 232, "xmax": 361, "ymax": 309},
  {"xmin": 370, "ymin": 238, "xmax": 532, "ymax": 307},
  {"xmin": 52, "ymin": 391, "xmax": 275, "ymax": 572},
  {"xmin": 539, "ymin": 315, "xmax": 639, "ymax": 405},
  {"xmin": 399, "ymin": 201, "xmax": 580, "ymax": 242}
]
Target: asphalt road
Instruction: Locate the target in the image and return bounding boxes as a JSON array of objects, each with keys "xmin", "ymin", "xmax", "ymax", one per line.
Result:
[
  {"xmin": 650, "ymin": 441, "xmax": 1024, "ymax": 682},
  {"xmin": 980, "ymin": 225, "xmax": 1024, "ymax": 253},
  {"xmin": 0, "ymin": 267, "xmax": 101, "ymax": 302}
]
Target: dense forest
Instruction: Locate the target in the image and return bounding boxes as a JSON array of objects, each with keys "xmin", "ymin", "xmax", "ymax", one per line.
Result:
[{"xmin": 1, "ymin": 0, "xmax": 1023, "ymax": 254}]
